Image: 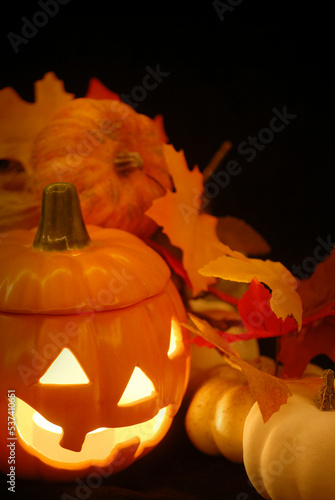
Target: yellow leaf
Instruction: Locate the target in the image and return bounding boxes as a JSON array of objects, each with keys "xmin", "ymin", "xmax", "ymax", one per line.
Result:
[
  {"xmin": 199, "ymin": 255, "xmax": 302, "ymax": 328},
  {"xmin": 0, "ymin": 72, "xmax": 74, "ymax": 173}
]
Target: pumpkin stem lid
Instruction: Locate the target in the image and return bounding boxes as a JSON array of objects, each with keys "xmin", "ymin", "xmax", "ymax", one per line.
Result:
[
  {"xmin": 313, "ymin": 369, "xmax": 335, "ymax": 411},
  {"xmin": 33, "ymin": 182, "xmax": 91, "ymax": 251}
]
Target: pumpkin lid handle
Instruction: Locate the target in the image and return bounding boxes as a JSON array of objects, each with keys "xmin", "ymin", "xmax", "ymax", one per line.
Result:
[{"xmin": 33, "ymin": 182, "xmax": 91, "ymax": 251}]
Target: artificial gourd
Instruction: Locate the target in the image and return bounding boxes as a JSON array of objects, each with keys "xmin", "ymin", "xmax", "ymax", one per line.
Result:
[
  {"xmin": 29, "ymin": 98, "xmax": 172, "ymax": 237},
  {"xmin": 0, "ymin": 182, "xmax": 190, "ymax": 481},
  {"xmin": 187, "ymin": 291, "xmax": 260, "ymax": 394},
  {"xmin": 185, "ymin": 356, "xmax": 276, "ymax": 462},
  {"xmin": 243, "ymin": 370, "xmax": 335, "ymax": 500}
]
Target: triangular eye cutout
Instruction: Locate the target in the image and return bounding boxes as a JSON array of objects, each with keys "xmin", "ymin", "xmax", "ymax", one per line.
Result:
[
  {"xmin": 39, "ymin": 348, "xmax": 90, "ymax": 385},
  {"xmin": 117, "ymin": 367, "xmax": 156, "ymax": 407}
]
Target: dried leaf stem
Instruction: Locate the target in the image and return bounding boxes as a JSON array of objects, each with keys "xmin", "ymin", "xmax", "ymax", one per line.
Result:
[
  {"xmin": 202, "ymin": 140, "xmax": 233, "ymax": 183},
  {"xmin": 313, "ymin": 369, "xmax": 335, "ymax": 411}
]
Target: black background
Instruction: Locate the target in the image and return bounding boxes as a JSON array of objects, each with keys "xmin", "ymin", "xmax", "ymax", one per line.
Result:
[
  {"xmin": 0, "ymin": 1, "xmax": 334, "ymax": 499},
  {"xmin": 1, "ymin": 0, "xmax": 334, "ymax": 270}
]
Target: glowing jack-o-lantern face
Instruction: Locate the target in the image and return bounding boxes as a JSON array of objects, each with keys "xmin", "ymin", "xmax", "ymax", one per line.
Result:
[{"xmin": 0, "ymin": 183, "xmax": 190, "ymax": 481}]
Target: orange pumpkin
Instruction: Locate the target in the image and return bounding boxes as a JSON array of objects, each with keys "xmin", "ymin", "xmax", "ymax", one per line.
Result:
[
  {"xmin": 0, "ymin": 183, "xmax": 190, "ymax": 481},
  {"xmin": 29, "ymin": 98, "xmax": 172, "ymax": 237}
]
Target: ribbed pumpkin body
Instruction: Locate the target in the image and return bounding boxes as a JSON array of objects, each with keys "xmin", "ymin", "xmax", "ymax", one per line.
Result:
[{"xmin": 243, "ymin": 378, "xmax": 335, "ymax": 500}]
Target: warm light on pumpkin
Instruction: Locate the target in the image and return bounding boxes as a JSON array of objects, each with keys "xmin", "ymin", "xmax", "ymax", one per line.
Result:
[
  {"xmin": 33, "ymin": 412, "xmax": 62, "ymax": 433},
  {"xmin": 168, "ymin": 319, "xmax": 184, "ymax": 359},
  {"xmin": 14, "ymin": 336, "xmax": 176, "ymax": 468}
]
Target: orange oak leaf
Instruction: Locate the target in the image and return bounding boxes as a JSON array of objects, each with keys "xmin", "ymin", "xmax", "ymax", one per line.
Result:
[
  {"xmin": 185, "ymin": 313, "xmax": 292, "ymax": 422},
  {"xmin": 199, "ymin": 253, "xmax": 303, "ymax": 328},
  {"xmin": 0, "ymin": 72, "xmax": 74, "ymax": 174},
  {"xmin": 146, "ymin": 144, "xmax": 229, "ymax": 295},
  {"xmin": 278, "ymin": 250, "xmax": 335, "ymax": 377}
]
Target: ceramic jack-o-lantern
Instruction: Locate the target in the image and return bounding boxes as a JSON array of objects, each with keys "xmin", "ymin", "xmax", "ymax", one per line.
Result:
[{"xmin": 0, "ymin": 182, "xmax": 190, "ymax": 481}]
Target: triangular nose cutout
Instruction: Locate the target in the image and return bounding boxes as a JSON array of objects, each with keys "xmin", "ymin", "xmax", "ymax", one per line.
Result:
[{"xmin": 39, "ymin": 348, "xmax": 90, "ymax": 385}]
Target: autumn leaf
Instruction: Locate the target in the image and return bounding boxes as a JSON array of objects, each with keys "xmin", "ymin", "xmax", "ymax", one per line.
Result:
[
  {"xmin": 278, "ymin": 318, "xmax": 335, "ymax": 379},
  {"xmin": 186, "ymin": 314, "xmax": 239, "ymax": 355},
  {"xmin": 85, "ymin": 77, "xmax": 121, "ymax": 100},
  {"xmin": 199, "ymin": 253, "xmax": 303, "ymax": 328},
  {"xmin": 146, "ymin": 144, "xmax": 228, "ymax": 295},
  {"xmin": 145, "ymin": 230, "xmax": 193, "ymax": 289},
  {"xmin": 296, "ymin": 248, "xmax": 335, "ymax": 319},
  {"xmin": 238, "ymin": 277, "xmax": 297, "ymax": 339},
  {"xmin": 152, "ymin": 115, "xmax": 169, "ymax": 143},
  {"xmin": 187, "ymin": 290, "xmax": 242, "ymax": 340},
  {"xmin": 188, "ymin": 278, "xmax": 297, "ymax": 345},
  {"xmin": 0, "ymin": 72, "xmax": 74, "ymax": 174},
  {"xmin": 238, "ymin": 357, "xmax": 292, "ymax": 423},
  {"xmin": 85, "ymin": 78, "xmax": 168, "ymax": 143},
  {"xmin": 216, "ymin": 216, "xmax": 271, "ymax": 256},
  {"xmin": 278, "ymin": 250, "xmax": 335, "ymax": 377},
  {"xmin": 185, "ymin": 313, "xmax": 292, "ymax": 422}
]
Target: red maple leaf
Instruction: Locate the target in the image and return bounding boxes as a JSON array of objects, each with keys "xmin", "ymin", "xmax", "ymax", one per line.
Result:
[
  {"xmin": 192, "ymin": 278, "xmax": 297, "ymax": 347},
  {"xmin": 238, "ymin": 278, "xmax": 297, "ymax": 340},
  {"xmin": 85, "ymin": 78, "xmax": 121, "ymax": 100},
  {"xmin": 84, "ymin": 78, "xmax": 168, "ymax": 142},
  {"xmin": 278, "ymin": 249, "xmax": 335, "ymax": 377}
]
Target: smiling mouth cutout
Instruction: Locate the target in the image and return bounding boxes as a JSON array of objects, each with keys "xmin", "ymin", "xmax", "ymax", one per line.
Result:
[
  {"xmin": 13, "ymin": 347, "xmax": 174, "ymax": 469},
  {"xmin": 14, "ymin": 398, "xmax": 171, "ymax": 469}
]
